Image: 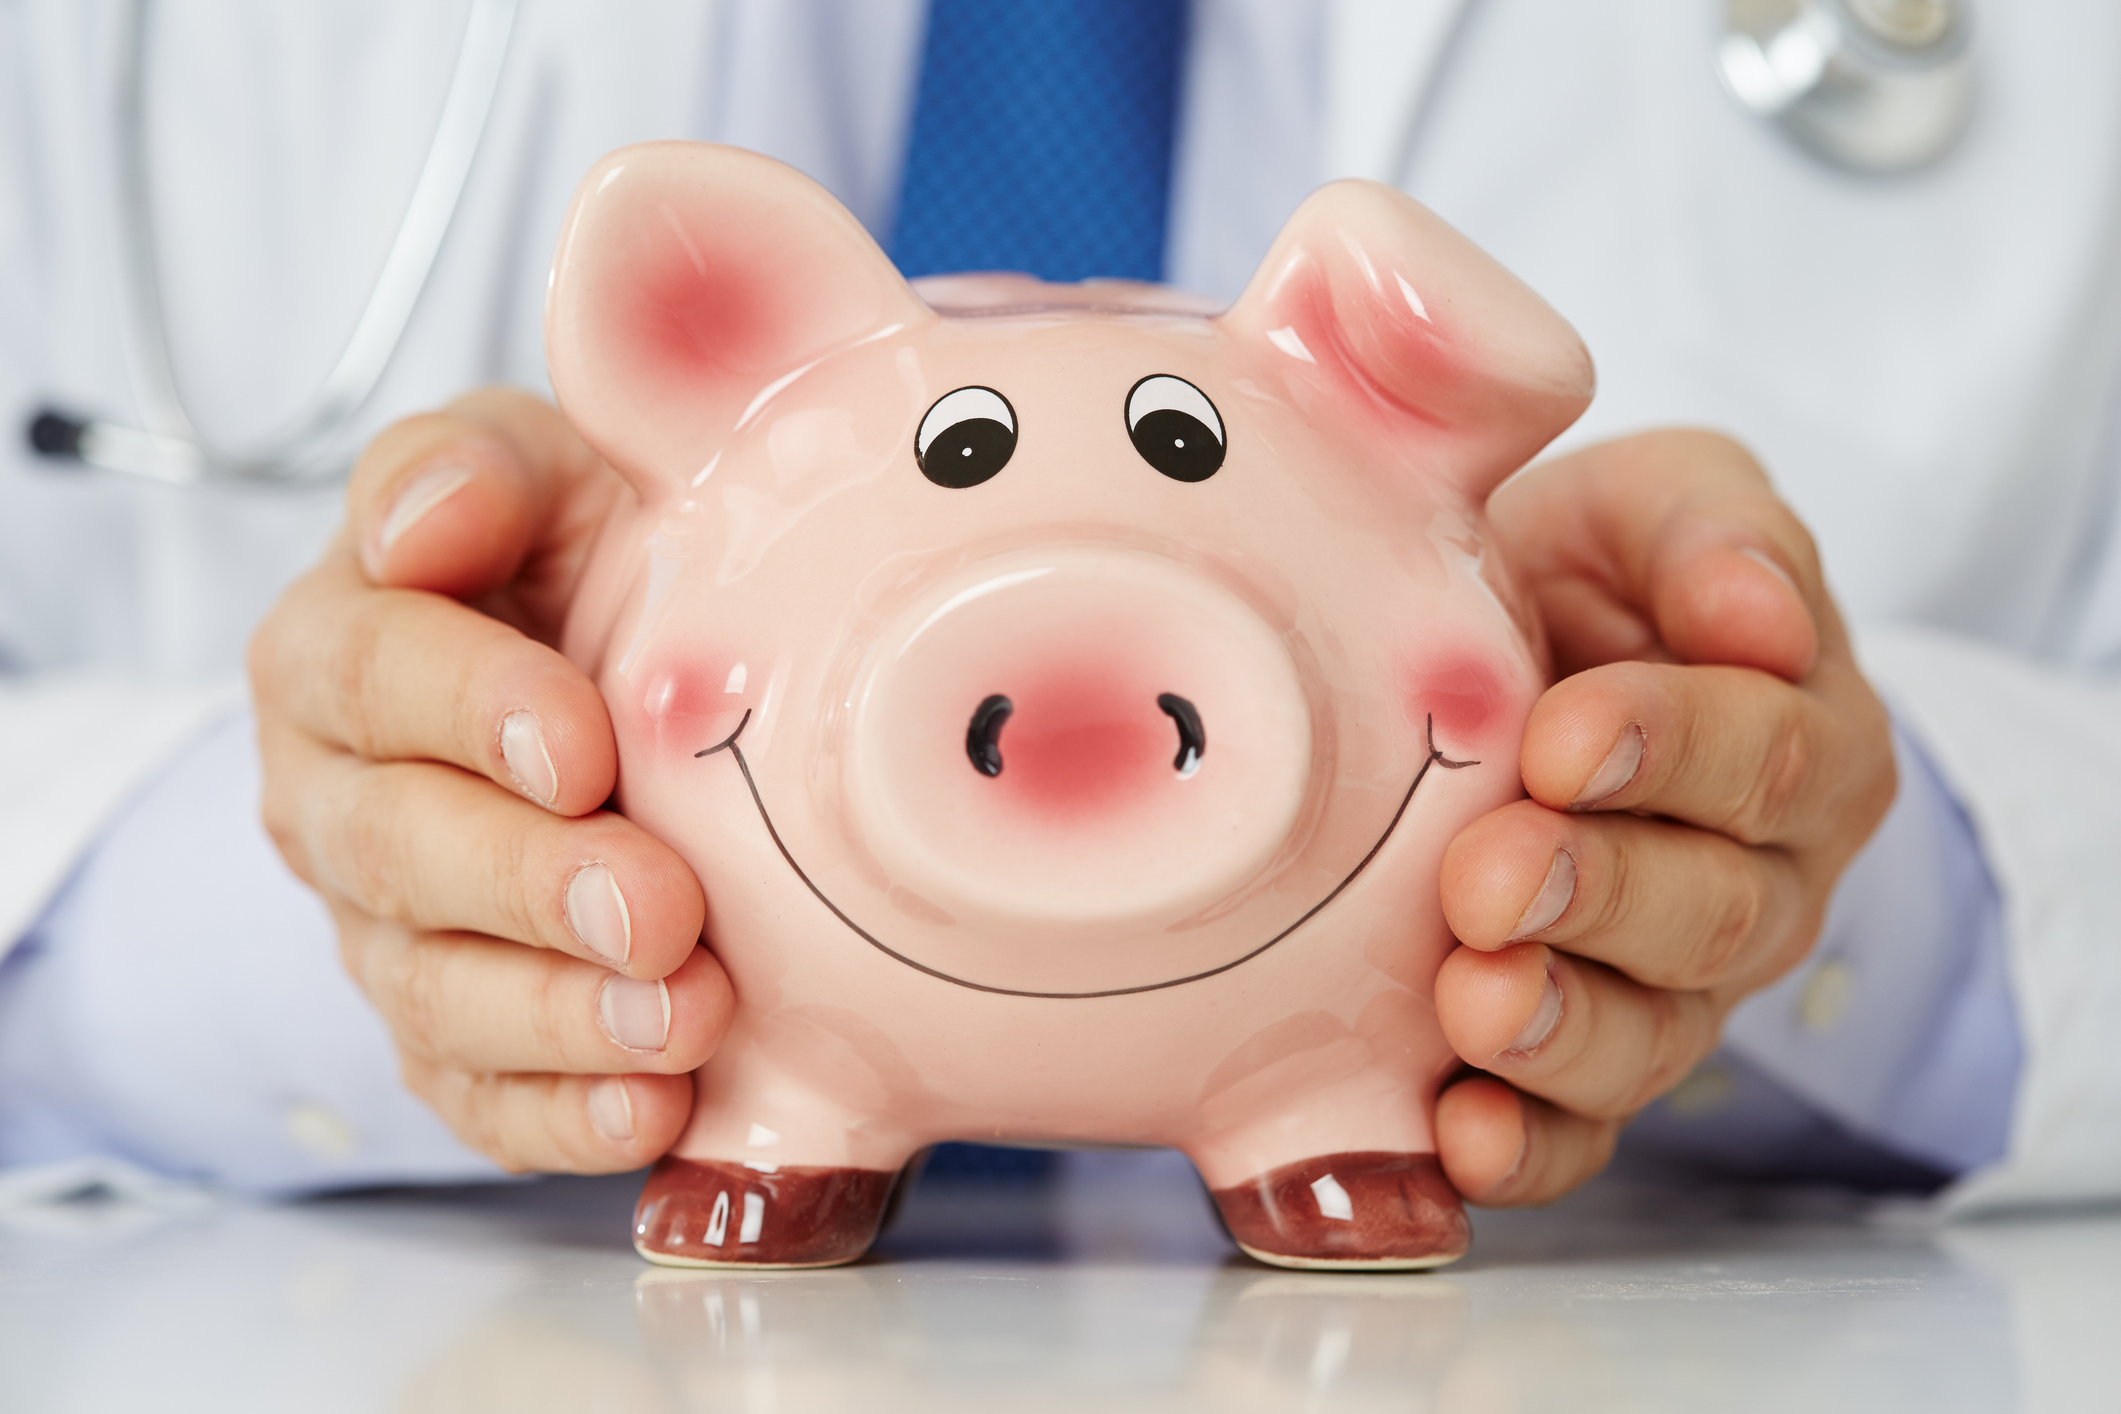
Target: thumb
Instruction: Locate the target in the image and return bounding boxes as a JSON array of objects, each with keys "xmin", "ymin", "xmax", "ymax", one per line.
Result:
[
  {"xmin": 1494, "ymin": 429, "xmax": 1823, "ymax": 682},
  {"xmin": 1648, "ymin": 515, "xmax": 1820, "ymax": 681},
  {"xmin": 349, "ymin": 388, "xmax": 591, "ymax": 599}
]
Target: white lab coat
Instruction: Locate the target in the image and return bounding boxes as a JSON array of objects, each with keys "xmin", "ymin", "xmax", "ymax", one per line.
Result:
[{"xmin": 1, "ymin": 0, "xmax": 2115, "ymax": 1210}]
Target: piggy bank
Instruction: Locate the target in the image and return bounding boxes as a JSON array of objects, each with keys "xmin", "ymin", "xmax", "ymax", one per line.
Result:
[{"xmin": 550, "ymin": 143, "xmax": 1592, "ymax": 1271}]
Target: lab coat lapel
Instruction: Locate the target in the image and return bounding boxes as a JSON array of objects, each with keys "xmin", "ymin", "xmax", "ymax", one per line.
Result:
[{"xmin": 1323, "ymin": 0, "xmax": 1475, "ymax": 185}]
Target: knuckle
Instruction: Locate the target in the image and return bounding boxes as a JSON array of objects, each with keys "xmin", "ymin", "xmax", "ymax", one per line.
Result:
[
  {"xmin": 1651, "ymin": 427, "xmax": 1768, "ymax": 492},
  {"xmin": 1583, "ymin": 832, "xmax": 1633, "ymax": 938},
  {"xmin": 382, "ymin": 940, "xmax": 449, "ymax": 1062},
  {"xmin": 257, "ymin": 784, "xmax": 311, "ymax": 881},
  {"xmin": 1780, "ymin": 517, "xmax": 1824, "ymax": 587},
  {"xmin": 1580, "ymin": 1084, "xmax": 1647, "ymax": 1125},
  {"xmin": 526, "ymin": 960, "xmax": 575, "ymax": 1066},
  {"xmin": 486, "ymin": 1130, "xmax": 539, "ymax": 1175},
  {"xmin": 1756, "ymin": 900, "xmax": 1829, "ymax": 989},
  {"xmin": 1522, "ymin": 1114, "xmax": 1620, "ymax": 1204},
  {"xmin": 333, "ymin": 610, "xmax": 390, "ymax": 761},
  {"xmin": 497, "ymin": 823, "xmax": 543, "ymax": 944},
  {"xmin": 246, "ymin": 573, "xmax": 318, "ymax": 691},
  {"xmin": 332, "ymin": 770, "xmax": 414, "ymax": 922},
  {"xmin": 397, "ymin": 1055, "xmax": 535, "ymax": 1174},
  {"xmin": 256, "ymin": 775, "xmax": 291, "ymax": 841},
  {"xmin": 332, "ymin": 924, "xmax": 374, "ymax": 994},
  {"xmin": 465, "ymin": 1097, "xmax": 522, "ymax": 1172},
  {"xmin": 1729, "ymin": 705, "xmax": 1815, "ymax": 843},
  {"xmin": 245, "ymin": 610, "xmax": 285, "ymax": 690},
  {"xmin": 1682, "ymin": 869, "xmax": 1765, "ymax": 989},
  {"xmin": 396, "ymin": 1054, "xmax": 443, "ymax": 1115},
  {"xmin": 1842, "ymin": 707, "xmax": 1899, "ymax": 837},
  {"xmin": 1625, "ymin": 996, "xmax": 1718, "ymax": 1113},
  {"xmin": 491, "ymin": 1085, "xmax": 562, "ymax": 1176},
  {"xmin": 1692, "ymin": 427, "xmax": 1760, "ymax": 471},
  {"xmin": 1574, "ymin": 1119, "xmax": 1621, "ymax": 1186},
  {"xmin": 450, "ymin": 1070, "xmax": 528, "ymax": 1173}
]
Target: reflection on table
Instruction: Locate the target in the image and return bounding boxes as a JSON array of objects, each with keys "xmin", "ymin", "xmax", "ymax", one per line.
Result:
[{"xmin": 2, "ymin": 1146, "xmax": 2116, "ymax": 1413}]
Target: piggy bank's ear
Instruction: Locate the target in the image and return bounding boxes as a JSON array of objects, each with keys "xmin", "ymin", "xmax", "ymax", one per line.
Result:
[
  {"xmin": 1220, "ymin": 181, "xmax": 1593, "ymax": 504},
  {"xmin": 547, "ymin": 142, "xmax": 931, "ymax": 498}
]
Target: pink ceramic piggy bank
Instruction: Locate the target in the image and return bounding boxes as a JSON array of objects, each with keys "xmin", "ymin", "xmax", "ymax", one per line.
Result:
[{"xmin": 550, "ymin": 143, "xmax": 1592, "ymax": 1271}]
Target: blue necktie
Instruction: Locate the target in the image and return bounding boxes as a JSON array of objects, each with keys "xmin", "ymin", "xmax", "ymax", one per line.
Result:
[
  {"xmin": 889, "ymin": 0, "xmax": 1189, "ymax": 283},
  {"xmin": 888, "ymin": 0, "xmax": 1187, "ymax": 1194}
]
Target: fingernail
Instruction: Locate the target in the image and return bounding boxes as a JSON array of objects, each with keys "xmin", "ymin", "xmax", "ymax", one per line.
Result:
[
  {"xmin": 1502, "ymin": 967, "xmax": 1563, "ymax": 1057},
  {"xmin": 1495, "ymin": 1119, "xmax": 1529, "ymax": 1193},
  {"xmin": 599, "ymin": 976, "xmax": 669, "ymax": 1052},
  {"xmin": 1739, "ymin": 545, "xmax": 1800, "ymax": 594},
  {"xmin": 1507, "ymin": 849, "xmax": 1576, "ymax": 940},
  {"xmin": 587, "ymin": 1077, "xmax": 636, "ymax": 1143},
  {"xmin": 1493, "ymin": 1127, "xmax": 1527, "ymax": 1195},
  {"xmin": 502, "ymin": 710, "xmax": 559, "ymax": 808},
  {"xmin": 567, "ymin": 862, "xmax": 632, "ymax": 964},
  {"xmin": 375, "ymin": 464, "xmax": 473, "ymax": 559},
  {"xmin": 1570, "ymin": 723, "xmax": 1644, "ymax": 809}
]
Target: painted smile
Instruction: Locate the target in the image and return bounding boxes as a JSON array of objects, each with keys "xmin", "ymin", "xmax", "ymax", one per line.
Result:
[{"xmin": 696, "ymin": 711, "xmax": 1477, "ymax": 999}]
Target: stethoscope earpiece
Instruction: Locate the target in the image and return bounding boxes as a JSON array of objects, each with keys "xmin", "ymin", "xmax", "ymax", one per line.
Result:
[
  {"xmin": 1717, "ymin": 0, "xmax": 1973, "ymax": 174},
  {"xmin": 27, "ymin": 409, "xmax": 88, "ymax": 463}
]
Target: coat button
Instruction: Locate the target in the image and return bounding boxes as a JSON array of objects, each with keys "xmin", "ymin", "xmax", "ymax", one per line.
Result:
[
  {"xmin": 283, "ymin": 1100, "xmax": 358, "ymax": 1160},
  {"xmin": 1664, "ymin": 1062, "xmax": 1737, "ymax": 1117},
  {"xmin": 1798, "ymin": 960, "xmax": 1855, "ymax": 1034}
]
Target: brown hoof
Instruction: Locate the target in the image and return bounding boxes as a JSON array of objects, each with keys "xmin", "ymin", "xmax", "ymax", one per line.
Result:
[
  {"xmin": 1210, "ymin": 1151, "xmax": 1469, "ymax": 1270},
  {"xmin": 633, "ymin": 1156, "xmax": 898, "ymax": 1269}
]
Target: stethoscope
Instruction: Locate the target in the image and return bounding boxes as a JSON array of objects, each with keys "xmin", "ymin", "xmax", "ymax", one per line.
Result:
[
  {"xmin": 25, "ymin": 0, "xmax": 518, "ymax": 488},
  {"xmin": 25, "ymin": 0, "xmax": 1968, "ymax": 490},
  {"xmin": 1713, "ymin": 0, "xmax": 1973, "ymax": 172}
]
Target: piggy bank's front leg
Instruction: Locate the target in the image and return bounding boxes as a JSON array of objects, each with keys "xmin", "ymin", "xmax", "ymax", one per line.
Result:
[
  {"xmin": 633, "ymin": 1022, "xmax": 925, "ymax": 1269},
  {"xmin": 634, "ymin": 1155, "xmax": 903, "ymax": 1269},
  {"xmin": 1206, "ymin": 1151, "xmax": 1467, "ymax": 1271},
  {"xmin": 1186, "ymin": 1054, "xmax": 1468, "ymax": 1271}
]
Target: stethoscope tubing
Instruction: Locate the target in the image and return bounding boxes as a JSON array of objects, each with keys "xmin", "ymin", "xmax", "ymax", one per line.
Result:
[
  {"xmin": 31, "ymin": 0, "xmax": 517, "ymax": 487},
  {"xmin": 28, "ymin": 0, "xmax": 1968, "ymax": 491}
]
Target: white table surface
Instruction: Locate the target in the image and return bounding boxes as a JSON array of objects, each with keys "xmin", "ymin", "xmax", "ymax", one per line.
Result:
[{"xmin": 4, "ymin": 1149, "xmax": 2117, "ymax": 1413}]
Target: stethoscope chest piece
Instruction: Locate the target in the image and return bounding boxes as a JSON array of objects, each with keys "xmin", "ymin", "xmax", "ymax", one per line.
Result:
[{"xmin": 1717, "ymin": 0, "xmax": 1972, "ymax": 173}]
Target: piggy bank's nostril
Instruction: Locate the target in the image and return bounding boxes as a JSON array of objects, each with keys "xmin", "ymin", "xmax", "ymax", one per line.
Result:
[
  {"xmin": 966, "ymin": 691, "xmax": 1203, "ymax": 781},
  {"xmin": 1158, "ymin": 693, "xmax": 1205, "ymax": 777},
  {"xmin": 967, "ymin": 694, "xmax": 1013, "ymax": 777}
]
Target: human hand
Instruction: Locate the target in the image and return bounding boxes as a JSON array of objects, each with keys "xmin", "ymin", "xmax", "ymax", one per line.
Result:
[
  {"xmin": 1432, "ymin": 429, "xmax": 1896, "ymax": 1204},
  {"xmin": 250, "ymin": 387, "xmax": 732, "ymax": 1173}
]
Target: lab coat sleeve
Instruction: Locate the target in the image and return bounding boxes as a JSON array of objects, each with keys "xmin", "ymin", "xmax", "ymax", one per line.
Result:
[
  {"xmin": 0, "ymin": 709, "xmax": 500, "ymax": 1194},
  {"xmin": 1852, "ymin": 625, "xmax": 2121, "ymax": 1213},
  {"xmin": 0, "ymin": 672, "xmax": 248, "ymax": 965}
]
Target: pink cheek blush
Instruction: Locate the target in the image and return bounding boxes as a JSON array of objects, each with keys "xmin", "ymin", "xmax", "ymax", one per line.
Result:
[
  {"xmin": 640, "ymin": 659, "xmax": 752, "ymax": 754},
  {"xmin": 1402, "ymin": 653, "xmax": 1509, "ymax": 751}
]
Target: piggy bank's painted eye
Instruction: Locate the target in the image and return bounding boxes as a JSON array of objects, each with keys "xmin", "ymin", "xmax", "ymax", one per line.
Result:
[
  {"xmin": 917, "ymin": 386, "xmax": 1017, "ymax": 488},
  {"xmin": 1126, "ymin": 375, "xmax": 1224, "ymax": 483}
]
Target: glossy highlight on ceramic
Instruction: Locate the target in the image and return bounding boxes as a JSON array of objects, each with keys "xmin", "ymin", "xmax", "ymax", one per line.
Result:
[{"xmin": 549, "ymin": 142, "xmax": 1593, "ymax": 1271}]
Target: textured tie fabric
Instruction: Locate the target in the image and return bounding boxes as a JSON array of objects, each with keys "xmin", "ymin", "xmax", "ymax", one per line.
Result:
[
  {"xmin": 889, "ymin": 0, "xmax": 1190, "ymax": 283},
  {"xmin": 891, "ymin": 0, "xmax": 1187, "ymax": 1191}
]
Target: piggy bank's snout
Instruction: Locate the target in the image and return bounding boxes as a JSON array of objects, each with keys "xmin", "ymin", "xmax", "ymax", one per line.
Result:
[
  {"xmin": 844, "ymin": 549, "xmax": 1314, "ymax": 926},
  {"xmin": 963, "ymin": 689, "xmax": 1203, "ymax": 781}
]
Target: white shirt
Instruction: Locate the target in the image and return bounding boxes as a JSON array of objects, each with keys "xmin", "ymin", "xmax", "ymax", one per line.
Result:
[{"xmin": 0, "ymin": 0, "xmax": 2113, "ymax": 1209}]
